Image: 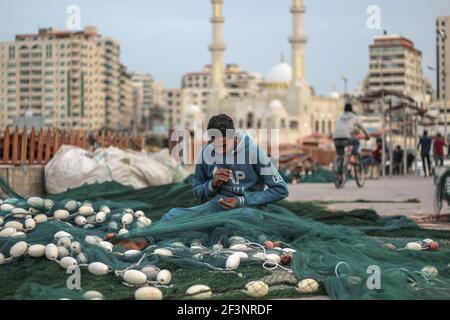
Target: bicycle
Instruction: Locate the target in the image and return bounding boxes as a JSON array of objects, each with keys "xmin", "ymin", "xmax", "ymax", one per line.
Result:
[
  {"xmin": 332, "ymin": 145, "xmax": 365, "ymax": 189},
  {"xmin": 433, "ymin": 166, "xmax": 450, "ymax": 215}
]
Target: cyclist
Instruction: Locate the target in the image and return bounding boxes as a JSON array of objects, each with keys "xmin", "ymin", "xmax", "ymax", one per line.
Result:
[{"xmin": 333, "ymin": 103, "xmax": 370, "ymax": 174}]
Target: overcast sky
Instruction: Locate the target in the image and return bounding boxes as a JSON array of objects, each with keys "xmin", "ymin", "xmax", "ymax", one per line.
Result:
[{"xmin": 1, "ymin": 0, "xmax": 449, "ymax": 95}]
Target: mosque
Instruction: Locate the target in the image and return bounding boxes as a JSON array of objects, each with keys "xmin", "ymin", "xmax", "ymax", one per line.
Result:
[{"xmin": 170, "ymin": 0, "xmax": 343, "ymax": 145}]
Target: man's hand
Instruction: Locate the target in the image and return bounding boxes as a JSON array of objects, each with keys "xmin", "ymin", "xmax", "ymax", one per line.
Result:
[
  {"xmin": 219, "ymin": 198, "xmax": 238, "ymax": 210},
  {"xmin": 212, "ymin": 168, "xmax": 231, "ymax": 188}
]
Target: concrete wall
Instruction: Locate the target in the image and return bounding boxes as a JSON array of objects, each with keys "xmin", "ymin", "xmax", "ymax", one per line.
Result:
[{"xmin": 0, "ymin": 166, "xmax": 45, "ymax": 199}]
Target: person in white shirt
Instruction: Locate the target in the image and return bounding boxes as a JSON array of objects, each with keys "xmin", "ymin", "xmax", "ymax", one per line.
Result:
[{"xmin": 333, "ymin": 103, "xmax": 369, "ymax": 171}]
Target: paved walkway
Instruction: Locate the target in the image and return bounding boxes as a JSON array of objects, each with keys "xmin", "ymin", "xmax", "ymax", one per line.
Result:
[{"xmin": 288, "ymin": 175, "xmax": 440, "ymax": 217}]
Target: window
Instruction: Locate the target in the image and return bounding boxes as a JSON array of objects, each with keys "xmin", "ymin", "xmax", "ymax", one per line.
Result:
[
  {"xmin": 46, "ymin": 44, "xmax": 52, "ymax": 58},
  {"xmin": 247, "ymin": 112, "xmax": 254, "ymax": 128},
  {"xmin": 8, "ymin": 46, "xmax": 15, "ymax": 59},
  {"xmin": 290, "ymin": 121, "xmax": 299, "ymax": 129}
]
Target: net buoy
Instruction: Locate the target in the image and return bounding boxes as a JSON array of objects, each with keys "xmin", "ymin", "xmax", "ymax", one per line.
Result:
[
  {"xmin": 43, "ymin": 199, "xmax": 54, "ymax": 211},
  {"xmin": 427, "ymin": 241, "xmax": 440, "ymax": 251},
  {"xmin": 54, "ymin": 231, "xmax": 72, "ymax": 240},
  {"xmin": 95, "ymin": 211, "xmax": 107, "ymax": 223},
  {"xmin": 265, "ymin": 254, "xmax": 281, "ymax": 265},
  {"xmin": 70, "ymin": 242, "xmax": 81, "ymax": 254},
  {"xmin": 1, "ymin": 203, "xmax": 15, "ymax": 212},
  {"xmin": 11, "ymin": 231, "xmax": 26, "ymax": 239},
  {"xmin": 296, "ymin": 278, "xmax": 319, "ymax": 294},
  {"xmin": 11, "ymin": 208, "xmax": 29, "ymax": 218},
  {"xmin": 229, "ymin": 236, "xmax": 246, "ymax": 245},
  {"xmin": 78, "ymin": 206, "xmax": 95, "ymax": 217},
  {"xmin": 24, "ymin": 218, "xmax": 36, "ymax": 231},
  {"xmin": 5, "ymin": 221, "xmax": 23, "ymax": 232},
  {"xmin": 100, "ymin": 206, "xmax": 111, "ymax": 214},
  {"xmin": 233, "ymin": 252, "xmax": 249, "ymax": 260},
  {"xmin": 156, "ymin": 269, "xmax": 172, "ymax": 284},
  {"xmin": 99, "ymin": 241, "xmax": 113, "ymax": 253},
  {"xmin": 0, "ymin": 227, "xmax": 17, "ymax": 238},
  {"xmin": 75, "ymin": 215, "xmax": 87, "ymax": 226},
  {"xmin": 83, "ymin": 291, "xmax": 103, "ymax": 300},
  {"xmin": 123, "ymin": 270, "xmax": 147, "ymax": 285},
  {"xmin": 186, "ymin": 285, "xmax": 212, "ymax": 299},
  {"xmin": 135, "ymin": 287, "xmax": 163, "ymax": 300},
  {"xmin": 85, "ymin": 235, "xmax": 101, "ymax": 245},
  {"xmin": 134, "ymin": 210, "xmax": 145, "ymax": 218},
  {"xmin": 406, "ymin": 242, "xmax": 422, "ymax": 251},
  {"xmin": 137, "ymin": 217, "xmax": 152, "ymax": 228},
  {"xmin": 88, "ymin": 262, "xmax": 110, "ymax": 276},
  {"xmin": 121, "ymin": 213, "xmax": 134, "ymax": 226},
  {"xmin": 27, "ymin": 197, "xmax": 44, "ymax": 209},
  {"xmin": 141, "ymin": 266, "xmax": 160, "ymax": 280},
  {"xmin": 77, "ymin": 252, "xmax": 89, "ymax": 264},
  {"xmin": 27, "ymin": 244, "xmax": 46, "ymax": 258},
  {"xmin": 33, "ymin": 214, "xmax": 48, "ymax": 224},
  {"xmin": 252, "ymin": 252, "xmax": 267, "ymax": 261},
  {"xmin": 118, "ymin": 228, "xmax": 129, "ymax": 235},
  {"xmin": 226, "ymin": 254, "xmax": 241, "ymax": 270},
  {"xmin": 57, "ymin": 237, "xmax": 72, "ymax": 248},
  {"xmin": 54, "ymin": 210, "xmax": 70, "ymax": 220},
  {"xmin": 64, "ymin": 200, "xmax": 78, "ymax": 212},
  {"xmin": 59, "ymin": 257, "xmax": 78, "ymax": 269},
  {"xmin": 0, "ymin": 253, "xmax": 5, "ymax": 265},
  {"xmin": 10, "ymin": 241, "xmax": 28, "ymax": 258},
  {"xmin": 45, "ymin": 243, "xmax": 58, "ymax": 260},
  {"xmin": 154, "ymin": 248, "xmax": 173, "ymax": 257},
  {"xmin": 421, "ymin": 266, "xmax": 438, "ymax": 278},
  {"xmin": 244, "ymin": 281, "xmax": 269, "ymax": 298},
  {"xmin": 57, "ymin": 246, "xmax": 70, "ymax": 259},
  {"xmin": 124, "ymin": 250, "xmax": 141, "ymax": 257},
  {"xmin": 0, "ymin": 217, "xmax": 4, "ymax": 226}
]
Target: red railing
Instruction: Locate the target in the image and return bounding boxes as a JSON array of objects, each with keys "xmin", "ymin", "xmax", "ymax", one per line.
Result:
[{"xmin": 0, "ymin": 127, "xmax": 146, "ymax": 166}]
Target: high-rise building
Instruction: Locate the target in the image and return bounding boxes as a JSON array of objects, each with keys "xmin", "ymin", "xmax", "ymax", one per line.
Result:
[
  {"xmin": 130, "ymin": 73, "xmax": 165, "ymax": 132},
  {"xmin": 180, "ymin": 64, "xmax": 263, "ymax": 114},
  {"xmin": 119, "ymin": 64, "xmax": 133, "ymax": 131},
  {"xmin": 365, "ymin": 35, "xmax": 428, "ymax": 102},
  {"xmin": 437, "ymin": 16, "xmax": 450, "ymax": 101},
  {"xmin": 0, "ymin": 26, "xmax": 127, "ymax": 131}
]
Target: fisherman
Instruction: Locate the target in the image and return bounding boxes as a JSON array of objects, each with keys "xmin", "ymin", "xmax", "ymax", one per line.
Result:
[{"xmin": 162, "ymin": 114, "xmax": 289, "ymax": 220}]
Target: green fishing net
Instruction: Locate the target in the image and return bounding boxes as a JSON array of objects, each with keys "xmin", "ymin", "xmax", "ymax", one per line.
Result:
[{"xmin": 1, "ymin": 175, "xmax": 450, "ymax": 300}]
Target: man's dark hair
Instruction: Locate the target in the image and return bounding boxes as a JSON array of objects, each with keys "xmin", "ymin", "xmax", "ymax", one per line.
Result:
[
  {"xmin": 437, "ymin": 132, "xmax": 441, "ymax": 138},
  {"xmin": 424, "ymin": 130, "xmax": 428, "ymax": 136},
  {"xmin": 344, "ymin": 103, "xmax": 353, "ymax": 113},
  {"xmin": 207, "ymin": 114, "xmax": 234, "ymax": 138}
]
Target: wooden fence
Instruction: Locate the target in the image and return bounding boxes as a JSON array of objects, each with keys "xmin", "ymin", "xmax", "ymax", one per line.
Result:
[{"xmin": 0, "ymin": 127, "xmax": 145, "ymax": 166}]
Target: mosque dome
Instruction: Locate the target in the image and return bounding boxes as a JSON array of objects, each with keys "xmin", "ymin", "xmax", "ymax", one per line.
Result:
[
  {"xmin": 330, "ymin": 90, "xmax": 340, "ymax": 99},
  {"xmin": 265, "ymin": 62, "xmax": 292, "ymax": 85},
  {"xmin": 267, "ymin": 99, "xmax": 287, "ymax": 116},
  {"xmin": 187, "ymin": 104, "xmax": 201, "ymax": 115},
  {"xmin": 269, "ymin": 99, "xmax": 283, "ymax": 110}
]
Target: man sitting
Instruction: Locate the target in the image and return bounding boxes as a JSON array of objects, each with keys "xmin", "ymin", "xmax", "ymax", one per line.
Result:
[{"xmin": 162, "ymin": 114, "xmax": 289, "ymax": 220}]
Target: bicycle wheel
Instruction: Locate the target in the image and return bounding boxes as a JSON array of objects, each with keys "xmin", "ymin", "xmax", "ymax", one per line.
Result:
[
  {"xmin": 433, "ymin": 186, "xmax": 443, "ymax": 215},
  {"xmin": 332, "ymin": 158, "xmax": 346, "ymax": 189},
  {"xmin": 354, "ymin": 156, "xmax": 365, "ymax": 188}
]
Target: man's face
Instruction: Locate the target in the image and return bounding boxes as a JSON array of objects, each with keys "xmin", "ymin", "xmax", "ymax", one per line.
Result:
[{"xmin": 211, "ymin": 135, "xmax": 235, "ymax": 155}]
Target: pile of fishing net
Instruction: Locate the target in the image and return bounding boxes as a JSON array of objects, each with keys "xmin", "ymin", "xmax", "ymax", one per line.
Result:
[{"xmin": 2, "ymin": 177, "xmax": 450, "ymax": 300}]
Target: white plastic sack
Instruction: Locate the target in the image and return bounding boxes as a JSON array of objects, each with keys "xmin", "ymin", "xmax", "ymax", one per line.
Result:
[
  {"xmin": 148, "ymin": 148, "xmax": 191, "ymax": 183},
  {"xmin": 45, "ymin": 145, "xmax": 174, "ymax": 194}
]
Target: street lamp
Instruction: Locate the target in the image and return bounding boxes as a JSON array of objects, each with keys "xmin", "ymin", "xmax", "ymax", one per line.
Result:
[
  {"xmin": 341, "ymin": 76, "xmax": 348, "ymax": 95},
  {"xmin": 437, "ymin": 29, "xmax": 447, "ymax": 145}
]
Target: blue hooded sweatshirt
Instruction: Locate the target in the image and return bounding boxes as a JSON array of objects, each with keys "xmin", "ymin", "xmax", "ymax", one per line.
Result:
[{"xmin": 193, "ymin": 132, "xmax": 289, "ymax": 207}]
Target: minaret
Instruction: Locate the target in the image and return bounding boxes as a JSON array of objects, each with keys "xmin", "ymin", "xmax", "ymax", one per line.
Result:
[
  {"xmin": 209, "ymin": 0, "xmax": 226, "ymax": 100},
  {"xmin": 289, "ymin": 0, "xmax": 308, "ymax": 87}
]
